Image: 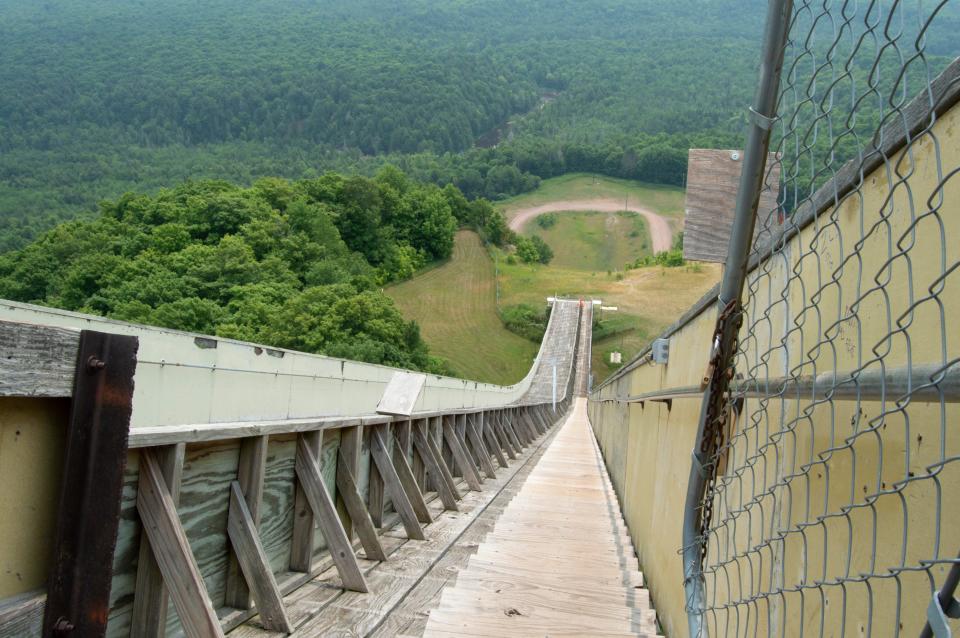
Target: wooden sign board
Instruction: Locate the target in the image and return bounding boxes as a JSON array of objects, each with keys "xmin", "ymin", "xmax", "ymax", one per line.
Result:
[
  {"xmin": 376, "ymin": 371, "xmax": 427, "ymax": 416},
  {"xmin": 683, "ymin": 149, "xmax": 782, "ymax": 263}
]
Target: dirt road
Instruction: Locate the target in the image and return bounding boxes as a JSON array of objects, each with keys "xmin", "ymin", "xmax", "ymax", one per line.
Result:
[{"xmin": 507, "ymin": 198, "xmax": 674, "ymax": 253}]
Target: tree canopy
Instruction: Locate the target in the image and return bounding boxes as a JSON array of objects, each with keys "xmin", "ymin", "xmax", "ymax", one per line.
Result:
[{"xmin": 0, "ymin": 169, "xmax": 470, "ymax": 373}]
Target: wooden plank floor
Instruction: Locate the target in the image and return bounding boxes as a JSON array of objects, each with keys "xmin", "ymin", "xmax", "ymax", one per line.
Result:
[{"xmin": 422, "ymin": 398, "xmax": 660, "ymax": 638}]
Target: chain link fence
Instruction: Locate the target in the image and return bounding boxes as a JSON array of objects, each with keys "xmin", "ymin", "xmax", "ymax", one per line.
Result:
[{"xmin": 690, "ymin": 1, "xmax": 960, "ymax": 636}]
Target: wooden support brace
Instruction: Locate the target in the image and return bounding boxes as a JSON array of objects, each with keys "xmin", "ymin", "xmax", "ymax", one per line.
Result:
[
  {"xmin": 137, "ymin": 450, "xmax": 225, "ymax": 638},
  {"xmin": 512, "ymin": 409, "xmax": 532, "ymax": 444},
  {"xmin": 454, "ymin": 414, "xmax": 484, "ymax": 483},
  {"xmin": 412, "ymin": 422, "xmax": 460, "ymax": 510},
  {"xmin": 226, "ymin": 482, "xmax": 293, "ymax": 633},
  {"xmin": 290, "ymin": 430, "xmax": 321, "ymax": 571},
  {"xmin": 493, "ymin": 412, "xmax": 517, "ymax": 460},
  {"xmin": 502, "ymin": 414, "xmax": 524, "ymax": 452},
  {"xmin": 367, "ymin": 424, "xmax": 387, "ymax": 527},
  {"xmin": 442, "ymin": 418, "xmax": 483, "ymax": 491},
  {"xmin": 294, "ymin": 437, "xmax": 369, "ymax": 592},
  {"xmin": 337, "ymin": 426, "xmax": 361, "ymax": 541},
  {"xmin": 466, "ymin": 416, "xmax": 497, "ymax": 479},
  {"xmin": 131, "ymin": 443, "xmax": 185, "ymax": 638},
  {"xmin": 370, "ymin": 430, "xmax": 427, "ymax": 540},
  {"xmin": 426, "ymin": 421, "xmax": 462, "ymax": 500},
  {"xmin": 400, "ymin": 420, "xmax": 426, "ymax": 490},
  {"xmin": 391, "ymin": 432, "xmax": 433, "ymax": 524},
  {"xmin": 522, "ymin": 408, "xmax": 541, "ymax": 439},
  {"xmin": 335, "ymin": 450, "xmax": 387, "ymax": 561},
  {"xmin": 479, "ymin": 413, "xmax": 508, "ymax": 468},
  {"xmin": 535, "ymin": 406, "xmax": 551, "ymax": 432},
  {"xmin": 225, "ymin": 435, "xmax": 268, "ymax": 610}
]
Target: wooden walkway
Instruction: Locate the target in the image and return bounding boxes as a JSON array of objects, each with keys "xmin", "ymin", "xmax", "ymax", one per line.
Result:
[{"xmin": 421, "ymin": 398, "xmax": 659, "ymax": 637}]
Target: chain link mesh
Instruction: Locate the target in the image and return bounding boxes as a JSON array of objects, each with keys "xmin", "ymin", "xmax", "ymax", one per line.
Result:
[{"xmin": 694, "ymin": 1, "xmax": 959, "ymax": 635}]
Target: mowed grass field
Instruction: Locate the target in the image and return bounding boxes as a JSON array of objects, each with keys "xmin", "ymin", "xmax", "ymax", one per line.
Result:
[
  {"xmin": 386, "ymin": 230, "xmax": 539, "ymax": 385},
  {"xmin": 521, "ymin": 211, "xmax": 651, "ymax": 272}
]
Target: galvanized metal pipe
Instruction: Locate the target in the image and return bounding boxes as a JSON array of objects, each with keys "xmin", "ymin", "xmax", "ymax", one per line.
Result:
[
  {"xmin": 612, "ymin": 364, "xmax": 960, "ymax": 405},
  {"xmin": 682, "ymin": 1, "xmax": 793, "ymax": 636}
]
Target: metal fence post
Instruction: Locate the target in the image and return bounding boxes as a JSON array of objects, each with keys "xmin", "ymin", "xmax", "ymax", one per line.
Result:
[{"xmin": 681, "ymin": 1, "xmax": 792, "ymax": 636}]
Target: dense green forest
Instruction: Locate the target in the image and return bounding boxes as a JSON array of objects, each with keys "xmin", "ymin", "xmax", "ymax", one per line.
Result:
[
  {"xmin": 0, "ymin": 167, "xmax": 497, "ymax": 372},
  {"xmin": 0, "ymin": 0, "xmax": 774, "ymax": 249},
  {"xmin": 0, "ymin": 0, "xmax": 960, "ymax": 251},
  {"xmin": 1, "ymin": 0, "xmax": 957, "ymax": 252}
]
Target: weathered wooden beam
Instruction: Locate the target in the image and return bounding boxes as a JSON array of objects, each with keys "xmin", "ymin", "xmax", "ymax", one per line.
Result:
[
  {"xmin": 337, "ymin": 426, "xmax": 362, "ymax": 540},
  {"xmin": 479, "ymin": 412, "xmax": 508, "ymax": 469},
  {"xmin": 411, "ymin": 422, "xmax": 460, "ymax": 510},
  {"xmin": 225, "ymin": 435, "xmax": 268, "ymax": 610},
  {"xmin": 43, "ymin": 329, "xmax": 138, "ymax": 637},
  {"xmin": 294, "ymin": 437, "xmax": 369, "ymax": 592},
  {"xmin": 458, "ymin": 414, "xmax": 485, "ymax": 480},
  {"xmin": 502, "ymin": 412, "xmax": 524, "ymax": 452},
  {"xmin": 226, "ymin": 481, "xmax": 292, "ymax": 633},
  {"xmin": 466, "ymin": 414, "xmax": 497, "ymax": 479},
  {"xmin": 391, "ymin": 434, "xmax": 433, "ymax": 525},
  {"xmin": 493, "ymin": 411, "xmax": 517, "ymax": 460},
  {"xmin": 127, "ymin": 415, "xmax": 362, "ymax": 448},
  {"xmin": 442, "ymin": 417, "xmax": 483, "ymax": 491},
  {"xmin": 425, "ymin": 417, "xmax": 462, "ymax": 499},
  {"xmin": 522, "ymin": 408, "xmax": 541, "ymax": 439},
  {"xmin": 136, "ymin": 450, "xmax": 225, "ymax": 638},
  {"xmin": 290, "ymin": 430, "xmax": 321, "ymax": 572},
  {"xmin": 131, "ymin": 443, "xmax": 185, "ymax": 638},
  {"xmin": 510, "ymin": 409, "xmax": 530, "ymax": 445},
  {"xmin": 0, "ymin": 320, "xmax": 81, "ymax": 398},
  {"xmin": 334, "ymin": 449, "xmax": 387, "ymax": 561},
  {"xmin": 408, "ymin": 419, "xmax": 427, "ymax": 489},
  {"xmin": 367, "ymin": 424, "xmax": 387, "ymax": 527},
  {"xmin": 370, "ymin": 430, "xmax": 426, "ymax": 540}
]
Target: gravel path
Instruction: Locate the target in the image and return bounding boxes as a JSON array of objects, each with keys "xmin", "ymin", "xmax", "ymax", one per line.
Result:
[{"xmin": 507, "ymin": 198, "xmax": 674, "ymax": 253}]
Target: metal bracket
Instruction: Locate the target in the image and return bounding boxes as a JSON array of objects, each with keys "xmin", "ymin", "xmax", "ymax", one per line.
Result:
[
  {"xmin": 748, "ymin": 106, "xmax": 775, "ymax": 131},
  {"xmin": 928, "ymin": 589, "xmax": 960, "ymax": 637}
]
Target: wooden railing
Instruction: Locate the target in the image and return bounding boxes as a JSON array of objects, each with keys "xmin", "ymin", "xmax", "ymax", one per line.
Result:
[{"xmin": 0, "ymin": 306, "xmax": 581, "ymax": 637}]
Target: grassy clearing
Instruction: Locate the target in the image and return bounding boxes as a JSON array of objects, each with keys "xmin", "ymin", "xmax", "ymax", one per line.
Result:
[
  {"xmin": 522, "ymin": 211, "xmax": 651, "ymax": 272},
  {"xmin": 388, "ymin": 174, "xmax": 717, "ymax": 386},
  {"xmin": 591, "ymin": 317, "xmax": 657, "ymax": 381},
  {"xmin": 495, "ymin": 252, "xmax": 720, "ymax": 383},
  {"xmin": 495, "ymin": 256, "xmax": 719, "ymax": 330},
  {"xmin": 386, "ymin": 230, "xmax": 538, "ymax": 385},
  {"xmin": 499, "ymin": 173, "xmax": 686, "ymax": 220}
]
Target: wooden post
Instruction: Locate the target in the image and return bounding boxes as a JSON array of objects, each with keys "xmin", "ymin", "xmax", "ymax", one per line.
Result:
[
  {"xmin": 137, "ymin": 450, "xmax": 225, "ymax": 638},
  {"xmin": 411, "ymin": 421, "xmax": 460, "ymax": 510},
  {"xmin": 466, "ymin": 414, "xmax": 497, "ymax": 479},
  {"xmin": 294, "ymin": 437, "xmax": 369, "ymax": 592},
  {"xmin": 225, "ymin": 435, "xmax": 268, "ymax": 610},
  {"xmin": 131, "ymin": 443, "xmax": 185, "ymax": 638},
  {"xmin": 367, "ymin": 424, "xmax": 387, "ymax": 527},
  {"xmin": 290, "ymin": 430, "xmax": 321, "ymax": 572},
  {"xmin": 226, "ymin": 482, "xmax": 292, "ymax": 633},
  {"xmin": 370, "ymin": 430, "xmax": 426, "ymax": 540},
  {"xmin": 334, "ymin": 450, "xmax": 387, "ymax": 561},
  {"xmin": 442, "ymin": 416, "xmax": 483, "ymax": 491},
  {"xmin": 337, "ymin": 426, "xmax": 362, "ymax": 541}
]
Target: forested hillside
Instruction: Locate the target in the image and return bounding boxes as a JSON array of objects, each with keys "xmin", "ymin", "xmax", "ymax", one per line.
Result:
[
  {"xmin": 0, "ymin": 167, "xmax": 486, "ymax": 373},
  {"xmin": 0, "ymin": 0, "xmax": 771, "ymax": 249},
  {"xmin": 2, "ymin": 0, "xmax": 957, "ymax": 251}
]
